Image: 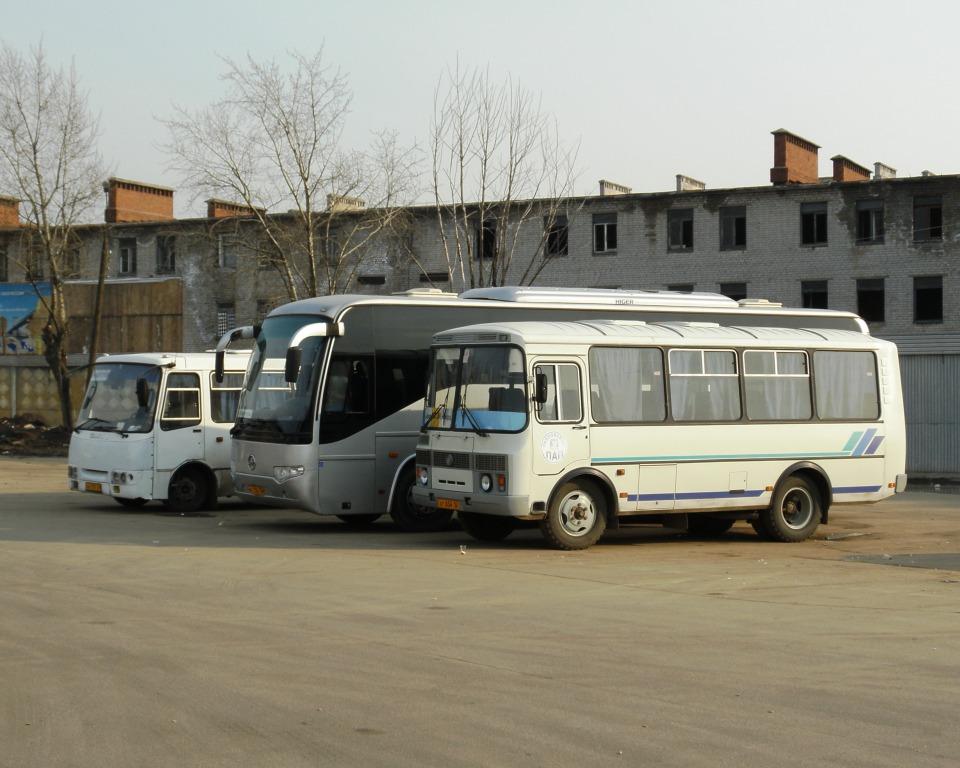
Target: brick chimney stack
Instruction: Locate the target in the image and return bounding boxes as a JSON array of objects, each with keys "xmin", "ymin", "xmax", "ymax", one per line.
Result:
[
  {"xmin": 0, "ymin": 196, "xmax": 20, "ymax": 228},
  {"xmin": 599, "ymin": 179, "xmax": 632, "ymax": 196},
  {"xmin": 104, "ymin": 177, "xmax": 174, "ymax": 223},
  {"xmin": 770, "ymin": 129, "xmax": 820, "ymax": 185},
  {"xmin": 874, "ymin": 162, "xmax": 897, "ymax": 180},
  {"xmin": 676, "ymin": 174, "xmax": 706, "ymax": 192},
  {"xmin": 206, "ymin": 198, "xmax": 264, "ymax": 219},
  {"xmin": 831, "ymin": 155, "xmax": 871, "ymax": 183}
]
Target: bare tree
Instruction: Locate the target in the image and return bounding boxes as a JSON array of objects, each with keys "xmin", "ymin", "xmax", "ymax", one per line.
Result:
[
  {"xmin": 0, "ymin": 42, "xmax": 104, "ymax": 429},
  {"xmin": 164, "ymin": 50, "xmax": 418, "ymax": 301},
  {"xmin": 430, "ymin": 63, "xmax": 580, "ymax": 289}
]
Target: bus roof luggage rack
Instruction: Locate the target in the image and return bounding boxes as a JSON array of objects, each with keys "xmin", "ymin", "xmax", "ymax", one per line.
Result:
[
  {"xmin": 393, "ymin": 288, "xmax": 459, "ymax": 298},
  {"xmin": 738, "ymin": 298, "xmax": 783, "ymax": 308},
  {"xmin": 460, "ymin": 286, "xmax": 739, "ymax": 308}
]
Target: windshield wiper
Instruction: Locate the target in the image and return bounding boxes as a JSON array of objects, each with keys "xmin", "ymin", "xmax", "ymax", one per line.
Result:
[
  {"xmin": 75, "ymin": 417, "xmax": 116, "ymax": 433},
  {"xmin": 457, "ymin": 402, "xmax": 487, "ymax": 437},
  {"xmin": 420, "ymin": 403, "xmax": 446, "ymax": 432}
]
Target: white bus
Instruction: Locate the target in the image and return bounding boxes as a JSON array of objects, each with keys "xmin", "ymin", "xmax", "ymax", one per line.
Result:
[
  {"xmin": 412, "ymin": 319, "xmax": 907, "ymax": 549},
  {"xmin": 68, "ymin": 350, "xmax": 251, "ymax": 512},
  {"xmin": 228, "ymin": 286, "xmax": 870, "ymax": 531}
]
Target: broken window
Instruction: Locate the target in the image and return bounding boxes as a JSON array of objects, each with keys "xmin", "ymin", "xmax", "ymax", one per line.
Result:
[
  {"xmin": 545, "ymin": 215, "xmax": 569, "ymax": 257},
  {"xmin": 117, "ymin": 237, "xmax": 137, "ymax": 275},
  {"xmin": 593, "ymin": 212, "xmax": 617, "ymax": 253},
  {"xmin": 719, "ymin": 206, "xmax": 746, "ymax": 250},
  {"xmin": 720, "ymin": 282, "xmax": 747, "ymax": 301},
  {"xmin": 475, "ymin": 220, "xmax": 497, "ymax": 260},
  {"xmin": 914, "ymin": 196, "xmax": 943, "ymax": 241},
  {"xmin": 801, "ymin": 202, "xmax": 828, "ymax": 245},
  {"xmin": 801, "ymin": 280, "xmax": 828, "ymax": 309},
  {"xmin": 913, "ymin": 275, "xmax": 943, "ymax": 323},
  {"xmin": 855, "ymin": 199, "xmax": 884, "ymax": 244},
  {"xmin": 668, "ymin": 208, "xmax": 694, "ymax": 250},
  {"xmin": 856, "ymin": 278, "xmax": 884, "ymax": 323}
]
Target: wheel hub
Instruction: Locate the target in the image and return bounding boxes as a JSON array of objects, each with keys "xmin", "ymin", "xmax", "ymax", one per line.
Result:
[{"xmin": 558, "ymin": 492, "xmax": 596, "ymax": 537}]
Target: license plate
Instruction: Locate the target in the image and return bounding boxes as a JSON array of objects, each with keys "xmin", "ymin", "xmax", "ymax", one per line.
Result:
[
  {"xmin": 436, "ymin": 498, "xmax": 460, "ymax": 510},
  {"xmin": 246, "ymin": 484, "xmax": 267, "ymax": 497},
  {"xmin": 84, "ymin": 481, "xmax": 102, "ymax": 494}
]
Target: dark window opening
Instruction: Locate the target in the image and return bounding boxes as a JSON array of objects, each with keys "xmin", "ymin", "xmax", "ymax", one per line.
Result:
[
  {"xmin": 357, "ymin": 274, "xmax": 386, "ymax": 286},
  {"xmin": 118, "ymin": 237, "xmax": 137, "ymax": 275},
  {"xmin": 914, "ymin": 275, "xmax": 943, "ymax": 324},
  {"xmin": 855, "ymin": 200, "xmax": 884, "ymax": 244},
  {"xmin": 720, "ymin": 206, "xmax": 746, "ymax": 250},
  {"xmin": 668, "ymin": 208, "xmax": 694, "ymax": 250},
  {"xmin": 914, "ymin": 196, "xmax": 943, "ymax": 241},
  {"xmin": 545, "ymin": 215, "xmax": 569, "ymax": 257},
  {"xmin": 593, "ymin": 213, "xmax": 617, "ymax": 253},
  {"xmin": 156, "ymin": 235, "xmax": 176, "ymax": 274},
  {"xmin": 0, "ymin": 244, "xmax": 7, "ymax": 282},
  {"xmin": 801, "ymin": 280, "xmax": 828, "ymax": 309},
  {"xmin": 216, "ymin": 303, "xmax": 236, "ymax": 337},
  {"xmin": 667, "ymin": 283, "xmax": 694, "ymax": 293},
  {"xmin": 419, "ymin": 271, "xmax": 450, "ymax": 283},
  {"xmin": 476, "ymin": 220, "xmax": 497, "ymax": 260},
  {"xmin": 856, "ymin": 278, "xmax": 885, "ymax": 323},
  {"xmin": 720, "ymin": 282, "xmax": 747, "ymax": 301},
  {"xmin": 801, "ymin": 202, "xmax": 828, "ymax": 245}
]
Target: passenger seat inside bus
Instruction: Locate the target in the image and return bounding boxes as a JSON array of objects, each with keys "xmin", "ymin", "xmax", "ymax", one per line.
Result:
[{"xmin": 488, "ymin": 387, "xmax": 526, "ymax": 412}]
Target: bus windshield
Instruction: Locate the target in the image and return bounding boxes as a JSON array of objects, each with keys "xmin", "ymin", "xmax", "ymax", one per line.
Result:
[
  {"xmin": 424, "ymin": 345, "xmax": 527, "ymax": 434},
  {"xmin": 234, "ymin": 314, "xmax": 328, "ymax": 444},
  {"xmin": 76, "ymin": 363, "xmax": 161, "ymax": 433}
]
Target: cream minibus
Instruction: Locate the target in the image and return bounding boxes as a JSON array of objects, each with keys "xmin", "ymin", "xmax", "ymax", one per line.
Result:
[
  {"xmin": 412, "ymin": 319, "xmax": 907, "ymax": 549},
  {"xmin": 227, "ymin": 287, "xmax": 869, "ymax": 531},
  {"xmin": 68, "ymin": 351, "xmax": 251, "ymax": 512}
]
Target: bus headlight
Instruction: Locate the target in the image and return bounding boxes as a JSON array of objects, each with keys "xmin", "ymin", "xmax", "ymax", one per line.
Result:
[
  {"xmin": 418, "ymin": 467, "xmax": 429, "ymax": 486},
  {"xmin": 479, "ymin": 474, "xmax": 492, "ymax": 493},
  {"xmin": 273, "ymin": 465, "xmax": 305, "ymax": 483},
  {"xmin": 111, "ymin": 471, "xmax": 134, "ymax": 484}
]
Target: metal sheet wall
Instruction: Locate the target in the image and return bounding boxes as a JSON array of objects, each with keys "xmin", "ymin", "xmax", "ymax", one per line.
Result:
[{"xmin": 900, "ymin": 355, "xmax": 960, "ymax": 476}]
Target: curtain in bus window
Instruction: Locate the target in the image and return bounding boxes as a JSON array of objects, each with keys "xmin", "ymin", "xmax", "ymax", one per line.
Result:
[
  {"xmin": 537, "ymin": 365, "xmax": 559, "ymax": 421},
  {"xmin": 589, "ymin": 348, "xmax": 665, "ymax": 422},
  {"xmin": 744, "ymin": 351, "xmax": 811, "ymax": 420},
  {"xmin": 814, "ymin": 351, "xmax": 879, "ymax": 420},
  {"xmin": 669, "ymin": 350, "xmax": 740, "ymax": 421}
]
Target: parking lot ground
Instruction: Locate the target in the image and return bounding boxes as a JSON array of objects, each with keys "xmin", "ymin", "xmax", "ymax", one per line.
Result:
[{"xmin": 2, "ymin": 456, "xmax": 959, "ymax": 767}]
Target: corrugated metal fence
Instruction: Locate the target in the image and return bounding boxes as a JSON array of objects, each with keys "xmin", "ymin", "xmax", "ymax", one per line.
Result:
[{"xmin": 899, "ymin": 354, "xmax": 960, "ymax": 476}]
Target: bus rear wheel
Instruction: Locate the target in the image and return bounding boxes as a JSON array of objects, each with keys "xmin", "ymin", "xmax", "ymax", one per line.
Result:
[
  {"xmin": 756, "ymin": 476, "xmax": 821, "ymax": 542},
  {"xmin": 390, "ymin": 467, "xmax": 453, "ymax": 532},
  {"xmin": 540, "ymin": 480, "xmax": 607, "ymax": 550},
  {"xmin": 459, "ymin": 511, "xmax": 515, "ymax": 542}
]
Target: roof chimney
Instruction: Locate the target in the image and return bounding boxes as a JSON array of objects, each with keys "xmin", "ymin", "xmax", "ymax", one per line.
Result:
[
  {"xmin": 831, "ymin": 155, "xmax": 871, "ymax": 183},
  {"xmin": 770, "ymin": 129, "xmax": 820, "ymax": 185},
  {"xmin": 873, "ymin": 162, "xmax": 896, "ymax": 180},
  {"xmin": 598, "ymin": 179, "xmax": 632, "ymax": 196},
  {"xmin": 206, "ymin": 198, "xmax": 264, "ymax": 219},
  {"xmin": 921, "ymin": 170, "xmax": 937, "ymax": 177},
  {"xmin": 0, "ymin": 196, "xmax": 20, "ymax": 228},
  {"xmin": 676, "ymin": 174, "xmax": 705, "ymax": 192},
  {"xmin": 326, "ymin": 194, "xmax": 365, "ymax": 212},
  {"xmin": 104, "ymin": 177, "xmax": 174, "ymax": 223}
]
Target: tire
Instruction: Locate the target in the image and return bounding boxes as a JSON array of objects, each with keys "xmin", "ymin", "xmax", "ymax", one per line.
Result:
[
  {"xmin": 756, "ymin": 475, "xmax": 821, "ymax": 542},
  {"xmin": 540, "ymin": 480, "xmax": 607, "ymax": 550},
  {"xmin": 337, "ymin": 513, "xmax": 381, "ymax": 528},
  {"xmin": 389, "ymin": 466, "xmax": 453, "ymax": 532},
  {"xmin": 165, "ymin": 467, "xmax": 209, "ymax": 514},
  {"xmin": 687, "ymin": 515, "xmax": 735, "ymax": 537},
  {"xmin": 458, "ymin": 511, "xmax": 515, "ymax": 542},
  {"xmin": 114, "ymin": 497, "xmax": 148, "ymax": 509}
]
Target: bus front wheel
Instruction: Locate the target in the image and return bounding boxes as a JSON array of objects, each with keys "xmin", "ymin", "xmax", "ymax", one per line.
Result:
[
  {"xmin": 166, "ymin": 467, "xmax": 209, "ymax": 514},
  {"xmin": 540, "ymin": 480, "xmax": 607, "ymax": 550},
  {"xmin": 756, "ymin": 476, "xmax": 821, "ymax": 542},
  {"xmin": 390, "ymin": 467, "xmax": 453, "ymax": 532},
  {"xmin": 459, "ymin": 511, "xmax": 514, "ymax": 542}
]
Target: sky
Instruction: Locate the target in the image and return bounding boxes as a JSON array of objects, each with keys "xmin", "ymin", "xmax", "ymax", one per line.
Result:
[{"xmin": 3, "ymin": 0, "xmax": 959, "ymax": 216}]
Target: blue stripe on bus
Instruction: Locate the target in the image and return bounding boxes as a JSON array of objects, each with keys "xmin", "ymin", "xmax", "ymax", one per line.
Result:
[
  {"xmin": 832, "ymin": 485, "xmax": 882, "ymax": 494},
  {"xmin": 842, "ymin": 432, "xmax": 863, "ymax": 452},
  {"xmin": 852, "ymin": 429, "xmax": 877, "ymax": 457},
  {"xmin": 628, "ymin": 489, "xmax": 766, "ymax": 502},
  {"xmin": 865, "ymin": 435, "xmax": 885, "ymax": 455}
]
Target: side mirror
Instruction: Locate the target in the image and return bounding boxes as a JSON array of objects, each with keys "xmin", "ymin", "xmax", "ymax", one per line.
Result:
[
  {"xmin": 534, "ymin": 372, "xmax": 548, "ymax": 404},
  {"xmin": 214, "ymin": 350, "xmax": 225, "ymax": 383},
  {"xmin": 285, "ymin": 347, "xmax": 302, "ymax": 383},
  {"xmin": 135, "ymin": 378, "xmax": 150, "ymax": 408}
]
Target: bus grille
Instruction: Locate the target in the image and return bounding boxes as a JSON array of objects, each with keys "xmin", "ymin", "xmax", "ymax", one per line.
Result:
[
  {"xmin": 474, "ymin": 454, "xmax": 507, "ymax": 472},
  {"xmin": 415, "ymin": 449, "xmax": 432, "ymax": 465},
  {"xmin": 431, "ymin": 451, "xmax": 471, "ymax": 470}
]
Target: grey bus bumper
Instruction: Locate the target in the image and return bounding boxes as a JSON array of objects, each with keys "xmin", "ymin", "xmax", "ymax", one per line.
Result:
[{"xmin": 412, "ymin": 487, "xmax": 535, "ymax": 518}]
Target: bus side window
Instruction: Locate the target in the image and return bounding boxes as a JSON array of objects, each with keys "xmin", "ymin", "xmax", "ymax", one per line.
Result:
[
  {"xmin": 209, "ymin": 372, "xmax": 244, "ymax": 423},
  {"xmin": 161, "ymin": 373, "xmax": 201, "ymax": 431},
  {"xmin": 535, "ymin": 364, "xmax": 581, "ymax": 423}
]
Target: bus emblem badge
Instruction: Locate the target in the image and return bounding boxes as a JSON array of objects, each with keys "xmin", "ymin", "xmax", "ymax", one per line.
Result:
[
  {"xmin": 247, "ymin": 454, "xmax": 257, "ymax": 471},
  {"xmin": 541, "ymin": 432, "xmax": 567, "ymax": 464}
]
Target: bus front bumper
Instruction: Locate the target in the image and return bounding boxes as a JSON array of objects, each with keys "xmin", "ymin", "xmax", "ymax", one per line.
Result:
[{"xmin": 412, "ymin": 487, "xmax": 537, "ymax": 519}]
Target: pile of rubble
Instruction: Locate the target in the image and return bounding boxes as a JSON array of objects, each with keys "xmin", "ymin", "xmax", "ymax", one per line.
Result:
[{"xmin": 0, "ymin": 414, "xmax": 70, "ymax": 457}]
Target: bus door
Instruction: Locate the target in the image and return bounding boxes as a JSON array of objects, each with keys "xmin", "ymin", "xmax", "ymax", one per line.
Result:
[
  {"xmin": 155, "ymin": 372, "xmax": 204, "ymax": 473},
  {"xmin": 531, "ymin": 360, "xmax": 589, "ymax": 476}
]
